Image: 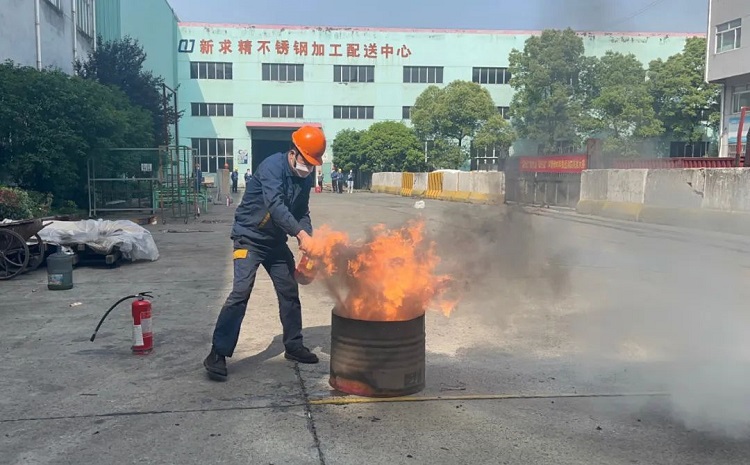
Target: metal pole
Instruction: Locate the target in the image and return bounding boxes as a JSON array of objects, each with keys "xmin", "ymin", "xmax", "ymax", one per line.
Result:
[
  {"xmin": 173, "ymin": 86, "xmax": 179, "ymax": 150},
  {"xmin": 92, "ymin": 0, "xmax": 97, "ymax": 51},
  {"xmin": 72, "ymin": 0, "xmax": 78, "ymax": 63},
  {"xmin": 735, "ymin": 106, "xmax": 748, "ymax": 167},
  {"xmin": 34, "ymin": 0, "xmax": 42, "ymax": 70},
  {"xmin": 161, "ymin": 84, "xmax": 169, "ymax": 146}
]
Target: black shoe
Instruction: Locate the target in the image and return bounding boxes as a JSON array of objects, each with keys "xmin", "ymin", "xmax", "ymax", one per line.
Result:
[
  {"xmin": 285, "ymin": 346, "xmax": 319, "ymax": 364},
  {"xmin": 203, "ymin": 347, "xmax": 227, "ymax": 381}
]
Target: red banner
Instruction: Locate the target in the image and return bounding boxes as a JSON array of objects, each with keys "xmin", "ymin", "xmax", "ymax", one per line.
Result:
[{"xmin": 519, "ymin": 154, "xmax": 588, "ymax": 173}]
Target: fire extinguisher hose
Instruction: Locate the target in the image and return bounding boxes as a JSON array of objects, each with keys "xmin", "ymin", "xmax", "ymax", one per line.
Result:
[{"xmin": 90, "ymin": 292, "xmax": 153, "ymax": 342}]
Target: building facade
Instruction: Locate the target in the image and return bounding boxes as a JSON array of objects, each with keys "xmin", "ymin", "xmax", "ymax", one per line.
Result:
[
  {"xmin": 706, "ymin": 0, "xmax": 750, "ymax": 157},
  {"xmin": 0, "ymin": 0, "xmax": 96, "ymax": 73},
  {"xmin": 95, "ymin": 0, "xmax": 180, "ymax": 88},
  {"xmin": 175, "ymin": 24, "xmax": 697, "ymax": 180}
]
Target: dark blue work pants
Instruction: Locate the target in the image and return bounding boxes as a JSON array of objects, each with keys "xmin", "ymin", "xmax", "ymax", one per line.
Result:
[{"xmin": 212, "ymin": 241, "xmax": 303, "ymax": 357}]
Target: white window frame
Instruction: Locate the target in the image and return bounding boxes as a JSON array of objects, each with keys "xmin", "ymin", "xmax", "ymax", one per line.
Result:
[
  {"xmin": 732, "ymin": 89, "xmax": 750, "ymax": 114},
  {"xmin": 76, "ymin": 0, "xmax": 95, "ymax": 38},
  {"xmin": 716, "ymin": 18, "xmax": 742, "ymax": 54},
  {"xmin": 44, "ymin": 0, "xmax": 63, "ymax": 11}
]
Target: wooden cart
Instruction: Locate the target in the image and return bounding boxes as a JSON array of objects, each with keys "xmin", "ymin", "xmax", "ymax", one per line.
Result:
[{"xmin": 0, "ymin": 218, "xmax": 48, "ymax": 280}]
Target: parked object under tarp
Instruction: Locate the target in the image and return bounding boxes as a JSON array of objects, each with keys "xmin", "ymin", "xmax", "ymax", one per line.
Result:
[{"xmin": 38, "ymin": 220, "xmax": 159, "ymax": 262}]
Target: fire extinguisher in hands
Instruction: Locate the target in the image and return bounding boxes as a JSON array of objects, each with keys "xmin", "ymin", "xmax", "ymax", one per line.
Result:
[
  {"xmin": 90, "ymin": 292, "xmax": 154, "ymax": 355},
  {"xmin": 294, "ymin": 254, "xmax": 318, "ymax": 285}
]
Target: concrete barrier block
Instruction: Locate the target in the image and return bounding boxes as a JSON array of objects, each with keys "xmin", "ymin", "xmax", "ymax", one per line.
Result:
[
  {"xmin": 607, "ymin": 169, "xmax": 647, "ymax": 203},
  {"xmin": 441, "ymin": 171, "xmax": 460, "ymax": 193},
  {"xmin": 702, "ymin": 168, "xmax": 750, "ymax": 212},
  {"xmin": 458, "ymin": 172, "xmax": 472, "ymax": 193},
  {"xmin": 468, "ymin": 192, "xmax": 503, "ymax": 204},
  {"xmin": 439, "ymin": 191, "xmax": 471, "ymax": 202},
  {"xmin": 486, "ymin": 172, "xmax": 505, "ymax": 196},
  {"xmin": 413, "ymin": 173, "xmax": 428, "ymax": 196},
  {"xmin": 644, "ymin": 169, "xmax": 703, "ymax": 209},
  {"xmin": 580, "ymin": 170, "xmax": 609, "ymax": 201}
]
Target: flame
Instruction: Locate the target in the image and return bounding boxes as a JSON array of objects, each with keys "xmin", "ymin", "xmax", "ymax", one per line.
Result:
[{"xmin": 306, "ymin": 219, "xmax": 457, "ymax": 322}]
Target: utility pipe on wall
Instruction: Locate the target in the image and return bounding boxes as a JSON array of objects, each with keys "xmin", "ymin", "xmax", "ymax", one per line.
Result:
[
  {"xmin": 72, "ymin": 0, "xmax": 78, "ymax": 62},
  {"xmin": 92, "ymin": 0, "xmax": 96, "ymax": 51},
  {"xmin": 34, "ymin": 0, "xmax": 42, "ymax": 70}
]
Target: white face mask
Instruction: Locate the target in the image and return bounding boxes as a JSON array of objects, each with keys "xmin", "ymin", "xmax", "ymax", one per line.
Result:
[{"xmin": 291, "ymin": 155, "xmax": 312, "ymax": 178}]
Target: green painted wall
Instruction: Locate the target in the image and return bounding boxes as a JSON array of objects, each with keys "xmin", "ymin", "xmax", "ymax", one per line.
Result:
[
  {"xmin": 95, "ymin": 0, "xmax": 121, "ymax": 43},
  {"xmin": 95, "ymin": 0, "xmax": 179, "ymax": 87}
]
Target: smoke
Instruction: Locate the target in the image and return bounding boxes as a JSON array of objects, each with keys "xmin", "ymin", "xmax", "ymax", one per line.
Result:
[
  {"xmin": 431, "ymin": 202, "xmax": 750, "ymax": 438},
  {"xmin": 573, "ymin": 239, "xmax": 750, "ymax": 438},
  {"xmin": 536, "ymin": 0, "xmax": 618, "ymax": 31},
  {"xmin": 431, "ymin": 204, "xmax": 573, "ymax": 332}
]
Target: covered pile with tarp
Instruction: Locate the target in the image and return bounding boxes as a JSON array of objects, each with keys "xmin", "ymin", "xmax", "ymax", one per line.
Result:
[{"xmin": 38, "ymin": 219, "xmax": 159, "ymax": 262}]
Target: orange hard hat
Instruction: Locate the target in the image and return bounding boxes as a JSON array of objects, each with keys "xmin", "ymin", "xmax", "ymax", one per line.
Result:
[{"xmin": 292, "ymin": 126, "xmax": 326, "ymax": 166}]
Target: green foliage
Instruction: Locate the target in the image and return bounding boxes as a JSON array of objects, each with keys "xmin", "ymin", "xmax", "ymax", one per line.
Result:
[
  {"xmin": 426, "ymin": 139, "xmax": 465, "ymax": 170},
  {"xmin": 76, "ymin": 36, "xmax": 181, "ymax": 146},
  {"xmin": 0, "ymin": 61, "xmax": 154, "ymax": 206},
  {"xmin": 584, "ymin": 52, "xmax": 663, "ymax": 156},
  {"xmin": 473, "ymin": 114, "xmax": 517, "ymax": 155},
  {"xmin": 331, "ymin": 129, "xmax": 366, "ymax": 171},
  {"xmin": 0, "ymin": 186, "xmax": 52, "ymax": 220},
  {"xmin": 411, "ymin": 81, "xmax": 496, "ymax": 146},
  {"xmin": 648, "ymin": 37, "xmax": 721, "ymax": 144},
  {"xmin": 508, "ymin": 29, "xmax": 591, "ymax": 152},
  {"xmin": 357, "ymin": 122, "xmax": 427, "ymax": 172}
]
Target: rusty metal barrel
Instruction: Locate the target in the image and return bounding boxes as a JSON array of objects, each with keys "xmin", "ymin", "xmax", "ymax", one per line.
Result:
[{"xmin": 329, "ymin": 310, "xmax": 425, "ymax": 397}]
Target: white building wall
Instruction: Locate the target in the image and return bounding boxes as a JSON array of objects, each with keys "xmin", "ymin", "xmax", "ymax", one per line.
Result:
[{"xmin": 0, "ymin": 0, "xmax": 96, "ymax": 74}]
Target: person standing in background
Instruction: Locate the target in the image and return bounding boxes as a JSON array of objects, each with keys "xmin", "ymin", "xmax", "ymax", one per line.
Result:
[
  {"xmin": 331, "ymin": 168, "xmax": 339, "ymax": 194},
  {"xmin": 231, "ymin": 169, "xmax": 239, "ymax": 193},
  {"xmin": 347, "ymin": 170, "xmax": 354, "ymax": 193}
]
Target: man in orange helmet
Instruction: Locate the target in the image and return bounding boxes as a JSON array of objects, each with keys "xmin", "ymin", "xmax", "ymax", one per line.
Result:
[{"xmin": 204, "ymin": 125, "xmax": 326, "ymax": 381}]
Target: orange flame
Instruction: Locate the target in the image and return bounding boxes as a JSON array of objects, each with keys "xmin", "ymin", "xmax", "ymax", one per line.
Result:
[{"xmin": 306, "ymin": 219, "xmax": 457, "ymax": 322}]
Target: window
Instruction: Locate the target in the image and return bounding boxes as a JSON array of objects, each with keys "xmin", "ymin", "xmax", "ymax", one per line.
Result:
[
  {"xmin": 497, "ymin": 106, "xmax": 510, "ymax": 119},
  {"xmin": 191, "ymin": 103, "xmax": 234, "ymax": 117},
  {"xmin": 333, "ymin": 106, "xmax": 374, "ymax": 120},
  {"xmin": 262, "ymin": 63, "xmax": 304, "ymax": 82},
  {"xmin": 334, "ymin": 65, "xmax": 375, "ymax": 83},
  {"xmin": 190, "ymin": 62, "xmax": 233, "ymax": 80},
  {"xmin": 403, "ymin": 66, "xmax": 443, "ymax": 84},
  {"xmin": 191, "ymin": 138, "xmax": 234, "ymax": 173},
  {"xmin": 716, "ymin": 19, "xmax": 742, "ymax": 53},
  {"xmin": 262, "ymin": 104, "xmax": 304, "ymax": 118},
  {"xmin": 732, "ymin": 89, "xmax": 750, "ymax": 113},
  {"xmin": 473, "ymin": 67, "xmax": 511, "ymax": 84},
  {"xmin": 402, "ymin": 106, "xmax": 413, "ymax": 120},
  {"xmin": 76, "ymin": 0, "xmax": 94, "ymax": 37},
  {"xmin": 44, "ymin": 0, "xmax": 62, "ymax": 11}
]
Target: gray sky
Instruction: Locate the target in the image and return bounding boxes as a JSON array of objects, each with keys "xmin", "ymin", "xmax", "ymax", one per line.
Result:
[{"xmin": 166, "ymin": 0, "xmax": 708, "ymax": 33}]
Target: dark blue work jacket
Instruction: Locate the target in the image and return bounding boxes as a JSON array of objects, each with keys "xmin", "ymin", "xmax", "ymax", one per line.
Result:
[{"xmin": 231, "ymin": 152, "xmax": 313, "ymax": 249}]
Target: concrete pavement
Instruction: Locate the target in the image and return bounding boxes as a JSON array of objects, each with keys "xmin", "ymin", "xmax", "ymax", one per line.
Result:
[{"xmin": 2, "ymin": 191, "xmax": 750, "ymax": 464}]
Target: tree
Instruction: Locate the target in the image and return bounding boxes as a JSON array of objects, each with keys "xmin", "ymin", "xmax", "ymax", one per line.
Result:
[
  {"xmin": 331, "ymin": 129, "xmax": 366, "ymax": 171},
  {"xmin": 584, "ymin": 52, "xmax": 663, "ymax": 156},
  {"xmin": 472, "ymin": 114, "xmax": 517, "ymax": 157},
  {"xmin": 508, "ymin": 28, "xmax": 592, "ymax": 152},
  {"xmin": 0, "ymin": 61, "xmax": 153, "ymax": 206},
  {"xmin": 411, "ymin": 81, "xmax": 496, "ymax": 147},
  {"xmin": 358, "ymin": 122, "xmax": 427, "ymax": 172},
  {"xmin": 648, "ymin": 37, "xmax": 721, "ymax": 145},
  {"xmin": 75, "ymin": 36, "xmax": 180, "ymax": 146}
]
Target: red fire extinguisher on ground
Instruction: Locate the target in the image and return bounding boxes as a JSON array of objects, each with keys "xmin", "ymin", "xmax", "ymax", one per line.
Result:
[{"xmin": 90, "ymin": 292, "xmax": 154, "ymax": 355}]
